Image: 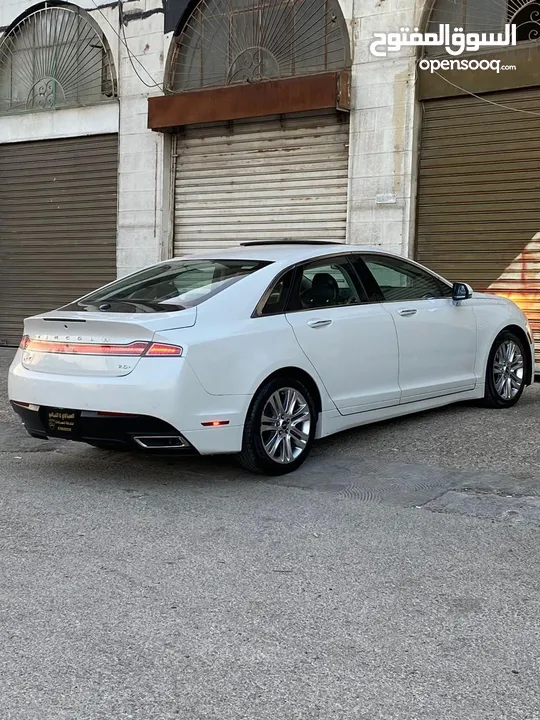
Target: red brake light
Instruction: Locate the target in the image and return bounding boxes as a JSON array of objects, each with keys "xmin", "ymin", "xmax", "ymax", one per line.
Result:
[
  {"xmin": 19, "ymin": 338, "xmax": 182, "ymax": 357},
  {"xmin": 21, "ymin": 339, "xmax": 149, "ymax": 356},
  {"xmin": 145, "ymin": 343, "xmax": 183, "ymax": 357}
]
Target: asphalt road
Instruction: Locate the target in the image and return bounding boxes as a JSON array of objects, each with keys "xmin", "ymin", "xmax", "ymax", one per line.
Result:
[{"xmin": 1, "ymin": 348, "xmax": 540, "ymax": 719}]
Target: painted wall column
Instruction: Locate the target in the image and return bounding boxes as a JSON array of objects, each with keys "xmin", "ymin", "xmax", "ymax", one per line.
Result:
[{"xmin": 346, "ymin": 0, "xmax": 422, "ymax": 258}]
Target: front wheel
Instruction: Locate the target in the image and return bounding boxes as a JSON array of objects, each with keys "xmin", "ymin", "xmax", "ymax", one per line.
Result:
[
  {"xmin": 238, "ymin": 377, "xmax": 317, "ymax": 475},
  {"xmin": 481, "ymin": 330, "xmax": 528, "ymax": 408}
]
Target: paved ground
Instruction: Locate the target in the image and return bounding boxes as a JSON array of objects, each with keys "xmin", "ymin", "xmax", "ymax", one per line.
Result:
[{"xmin": 1, "ymin": 347, "xmax": 540, "ymax": 719}]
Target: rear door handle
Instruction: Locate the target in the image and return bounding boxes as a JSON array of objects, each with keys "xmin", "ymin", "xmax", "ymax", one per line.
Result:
[
  {"xmin": 398, "ymin": 309, "xmax": 417, "ymax": 317},
  {"xmin": 307, "ymin": 319, "xmax": 333, "ymax": 328}
]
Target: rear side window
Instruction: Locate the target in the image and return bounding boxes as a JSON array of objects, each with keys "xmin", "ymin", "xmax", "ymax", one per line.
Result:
[
  {"xmin": 62, "ymin": 259, "xmax": 270, "ymax": 313},
  {"xmin": 259, "ymin": 270, "xmax": 296, "ymax": 315}
]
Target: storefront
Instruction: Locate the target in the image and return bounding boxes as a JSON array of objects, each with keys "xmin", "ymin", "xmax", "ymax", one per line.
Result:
[
  {"xmin": 416, "ymin": 0, "xmax": 540, "ymax": 363},
  {"xmin": 149, "ymin": 0, "xmax": 352, "ymax": 255},
  {"xmin": 0, "ymin": 2, "xmax": 118, "ymax": 346}
]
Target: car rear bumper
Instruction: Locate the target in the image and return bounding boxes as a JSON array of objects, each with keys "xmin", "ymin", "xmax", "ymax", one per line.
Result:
[
  {"xmin": 8, "ymin": 351, "xmax": 248, "ymax": 455},
  {"xmin": 10, "ymin": 401, "xmax": 203, "ymax": 453}
]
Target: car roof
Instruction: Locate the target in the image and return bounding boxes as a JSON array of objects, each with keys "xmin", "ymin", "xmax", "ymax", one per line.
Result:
[{"xmin": 175, "ymin": 242, "xmax": 386, "ymax": 265}]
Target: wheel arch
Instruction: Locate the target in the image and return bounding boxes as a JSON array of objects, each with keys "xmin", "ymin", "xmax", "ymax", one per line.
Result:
[{"xmin": 251, "ymin": 366, "xmax": 323, "ymax": 415}]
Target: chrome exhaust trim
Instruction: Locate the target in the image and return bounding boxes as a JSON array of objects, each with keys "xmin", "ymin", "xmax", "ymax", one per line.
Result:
[{"xmin": 133, "ymin": 435, "xmax": 188, "ymax": 450}]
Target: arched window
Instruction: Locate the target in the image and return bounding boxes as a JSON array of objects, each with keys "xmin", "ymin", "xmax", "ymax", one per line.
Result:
[
  {"xmin": 424, "ymin": 0, "xmax": 540, "ymax": 53},
  {"xmin": 509, "ymin": 0, "xmax": 540, "ymax": 41},
  {"xmin": 0, "ymin": 3, "xmax": 116, "ymax": 114},
  {"xmin": 167, "ymin": 0, "xmax": 350, "ymax": 93}
]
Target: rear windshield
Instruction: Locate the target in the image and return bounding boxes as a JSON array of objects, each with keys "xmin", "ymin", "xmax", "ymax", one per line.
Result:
[{"xmin": 61, "ymin": 259, "xmax": 271, "ymax": 313}]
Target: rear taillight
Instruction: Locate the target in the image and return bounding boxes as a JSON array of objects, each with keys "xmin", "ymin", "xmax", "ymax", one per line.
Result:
[
  {"xmin": 145, "ymin": 343, "xmax": 183, "ymax": 357},
  {"xmin": 19, "ymin": 336, "xmax": 182, "ymax": 357}
]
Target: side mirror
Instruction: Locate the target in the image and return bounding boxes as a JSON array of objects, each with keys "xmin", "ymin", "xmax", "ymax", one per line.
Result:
[{"xmin": 452, "ymin": 282, "xmax": 473, "ymax": 303}]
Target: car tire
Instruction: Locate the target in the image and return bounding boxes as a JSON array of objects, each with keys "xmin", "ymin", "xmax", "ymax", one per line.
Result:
[
  {"xmin": 481, "ymin": 330, "xmax": 528, "ymax": 409},
  {"xmin": 238, "ymin": 376, "xmax": 317, "ymax": 476}
]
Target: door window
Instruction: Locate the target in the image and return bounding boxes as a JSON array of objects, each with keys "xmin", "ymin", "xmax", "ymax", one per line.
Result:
[
  {"xmin": 360, "ymin": 255, "xmax": 453, "ymax": 303},
  {"xmin": 288, "ymin": 257, "xmax": 362, "ymax": 312}
]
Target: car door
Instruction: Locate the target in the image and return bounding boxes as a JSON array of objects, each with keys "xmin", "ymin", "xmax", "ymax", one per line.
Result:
[
  {"xmin": 355, "ymin": 253, "xmax": 477, "ymax": 402},
  {"xmin": 284, "ymin": 255, "xmax": 401, "ymax": 414}
]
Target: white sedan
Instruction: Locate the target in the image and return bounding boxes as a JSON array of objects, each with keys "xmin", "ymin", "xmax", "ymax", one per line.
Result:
[{"xmin": 8, "ymin": 241, "xmax": 535, "ymax": 475}]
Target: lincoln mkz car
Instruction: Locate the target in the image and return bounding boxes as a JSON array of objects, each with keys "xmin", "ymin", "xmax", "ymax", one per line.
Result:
[{"xmin": 8, "ymin": 241, "xmax": 535, "ymax": 475}]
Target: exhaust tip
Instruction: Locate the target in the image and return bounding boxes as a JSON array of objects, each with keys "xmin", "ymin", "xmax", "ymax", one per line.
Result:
[{"xmin": 133, "ymin": 435, "xmax": 188, "ymax": 450}]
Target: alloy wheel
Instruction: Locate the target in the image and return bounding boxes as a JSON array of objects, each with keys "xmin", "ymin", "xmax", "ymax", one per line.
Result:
[
  {"xmin": 260, "ymin": 387, "xmax": 311, "ymax": 464},
  {"xmin": 493, "ymin": 340, "xmax": 524, "ymax": 401}
]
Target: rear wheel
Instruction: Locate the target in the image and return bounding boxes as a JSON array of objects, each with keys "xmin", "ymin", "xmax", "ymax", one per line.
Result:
[
  {"xmin": 238, "ymin": 377, "xmax": 317, "ymax": 475},
  {"xmin": 481, "ymin": 330, "xmax": 527, "ymax": 408}
]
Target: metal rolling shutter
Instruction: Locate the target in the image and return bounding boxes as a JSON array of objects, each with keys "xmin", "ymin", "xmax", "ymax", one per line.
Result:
[
  {"xmin": 173, "ymin": 110, "xmax": 350, "ymax": 255},
  {"xmin": 416, "ymin": 87, "xmax": 540, "ymax": 362},
  {"xmin": 0, "ymin": 134, "xmax": 118, "ymax": 346}
]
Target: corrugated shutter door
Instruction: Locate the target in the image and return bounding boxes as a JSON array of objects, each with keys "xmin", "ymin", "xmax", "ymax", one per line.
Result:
[
  {"xmin": 174, "ymin": 110, "xmax": 350, "ymax": 255},
  {"xmin": 416, "ymin": 88, "xmax": 540, "ymax": 363},
  {"xmin": 0, "ymin": 134, "xmax": 118, "ymax": 346}
]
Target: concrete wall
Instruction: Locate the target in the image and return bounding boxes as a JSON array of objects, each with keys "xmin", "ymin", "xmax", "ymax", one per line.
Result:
[
  {"xmin": 346, "ymin": 0, "xmax": 427, "ymax": 258},
  {"xmin": 1, "ymin": 0, "xmax": 431, "ymax": 277},
  {"xmin": 114, "ymin": 0, "xmax": 170, "ymax": 278}
]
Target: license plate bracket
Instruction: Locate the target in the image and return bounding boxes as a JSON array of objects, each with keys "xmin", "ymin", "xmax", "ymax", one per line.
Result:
[{"xmin": 45, "ymin": 408, "xmax": 80, "ymax": 438}]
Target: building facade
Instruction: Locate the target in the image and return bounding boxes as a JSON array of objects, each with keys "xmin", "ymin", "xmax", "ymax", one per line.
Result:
[
  {"xmin": 2, "ymin": 0, "xmax": 540, "ymax": 365},
  {"xmin": 0, "ymin": 0, "xmax": 422, "ymax": 346},
  {"xmin": 415, "ymin": 0, "xmax": 540, "ymax": 366}
]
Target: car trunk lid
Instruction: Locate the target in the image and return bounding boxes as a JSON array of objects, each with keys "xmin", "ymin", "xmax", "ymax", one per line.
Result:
[{"xmin": 20, "ymin": 308, "xmax": 196, "ymax": 377}]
